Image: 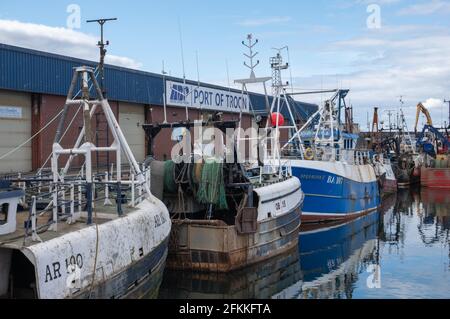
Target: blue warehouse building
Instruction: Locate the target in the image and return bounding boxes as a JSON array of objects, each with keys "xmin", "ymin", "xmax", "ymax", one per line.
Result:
[{"xmin": 0, "ymin": 43, "xmax": 317, "ymax": 173}]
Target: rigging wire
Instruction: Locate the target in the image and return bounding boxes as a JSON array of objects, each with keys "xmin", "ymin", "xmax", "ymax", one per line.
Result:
[
  {"xmin": 37, "ymin": 68, "xmax": 100, "ymax": 173},
  {"xmin": 0, "ymin": 108, "xmax": 65, "ymax": 161},
  {"xmin": 0, "ymin": 67, "xmax": 99, "ymax": 163}
]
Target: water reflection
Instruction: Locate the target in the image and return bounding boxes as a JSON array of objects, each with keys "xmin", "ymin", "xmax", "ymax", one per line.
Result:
[
  {"xmin": 159, "ymin": 248, "xmax": 302, "ymax": 299},
  {"xmin": 159, "ymin": 188, "xmax": 450, "ymax": 299},
  {"xmin": 419, "ymin": 189, "xmax": 450, "ymax": 246}
]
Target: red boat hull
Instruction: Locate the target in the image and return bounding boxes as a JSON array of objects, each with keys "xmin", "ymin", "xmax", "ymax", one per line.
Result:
[{"xmin": 421, "ymin": 167, "xmax": 450, "ymax": 189}]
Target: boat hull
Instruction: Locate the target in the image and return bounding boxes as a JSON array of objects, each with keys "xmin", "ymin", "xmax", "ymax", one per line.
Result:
[
  {"xmin": 167, "ymin": 178, "xmax": 304, "ymax": 272},
  {"xmin": 76, "ymin": 239, "xmax": 169, "ymax": 299},
  {"xmin": 289, "ymin": 160, "xmax": 380, "ymax": 224},
  {"xmin": 2, "ymin": 199, "xmax": 172, "ymax": 299},
  {"xmin": 381, "ymin": 163, "xmax": 398, "ymax": 196},
  {"xmin": 374, "ymin": 161, "xmax": 398, "ymax": 197},
  {"xmin": 167, "ymin": 206, "xmax": 301, "ymax": 272},
  {"xmin": 394, "ymin": 159, "xmax": 420, "ymax": 188},
  {"xmin": 421, "ymin": 167, "xmax": 450, "ymax": 189}
]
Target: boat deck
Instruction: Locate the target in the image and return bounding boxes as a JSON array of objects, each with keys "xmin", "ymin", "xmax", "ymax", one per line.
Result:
[{"xmin": 0, "ymin": 202, "xmax": 138, "ymax": 250}]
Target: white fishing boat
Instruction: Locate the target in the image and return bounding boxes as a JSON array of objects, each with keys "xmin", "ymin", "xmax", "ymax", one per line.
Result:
[{"xmin": 0, "ymin": 67, "xmax": 171, "ymax": 299}]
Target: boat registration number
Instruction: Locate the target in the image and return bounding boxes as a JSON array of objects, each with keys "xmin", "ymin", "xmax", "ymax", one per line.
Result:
[
  {"xmin": 327, "ymin": 176, "xmax": 344, "ymax": 185},
  {"xmin": 275, "ymin": 200, "xmax": 287, "ymax": 211}
]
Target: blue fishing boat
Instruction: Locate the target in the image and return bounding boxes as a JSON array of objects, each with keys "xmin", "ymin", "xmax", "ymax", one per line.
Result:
[{"xmin": 265, "ymin": 85, "xmax": 380, "ymax": 223}]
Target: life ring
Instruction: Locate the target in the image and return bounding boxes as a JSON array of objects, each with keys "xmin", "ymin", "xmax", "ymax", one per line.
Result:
[{"xmin": 304, "ymin": 148, "xmax": 314, "ymax": 160}]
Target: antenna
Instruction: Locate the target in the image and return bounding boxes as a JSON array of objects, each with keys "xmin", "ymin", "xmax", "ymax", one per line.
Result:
[
  {"xmin": 178, "ymin": 18, "xmax": 186, "ymax": 83},
  {"xmin": 383, "ymin": 109, "xmax": 397, "ymax": 132},
  {"xmin": 162, "ymin": 60, "xmax": 168, "ymax": 124},
  {"xmin": 196, "ymin": 51, "xmax": 200, "ymax": 87},
  {"xmin": 444, "ymin": 99, "xmax": 450, "ymax": 129},
  {"xmin": 86, "ymin": 17, "xmax": 117, "ymax": 96},
  {"xmin": 226, "ymin": 59, "xmax": 231, "ymax": 92},
  {"xmin": 286, "ymin": 46, "xmax": 294, "ymax": 94},
  {"xmin": 398, "ymin": 95, "xmax": 404, "ymax": 130},
  {"xmin": 177, "ymin": 18, "xmax": 189, "ymax": 121},
  {"xmin": 270, "ymin": 47, "xmax": 289, "ymax": 96},
  {"xmin": 242, "ymin": 34, "xmax": 260, "ymax": 79}
]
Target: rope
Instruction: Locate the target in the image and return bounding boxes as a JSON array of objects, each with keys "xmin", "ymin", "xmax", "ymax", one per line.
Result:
[
  {"xmin": 0, "ymin": 107, "xmax": 66, "ymax": 161},
  {"xmin": 88, "ymin": 223, "xmax": 100, "ymax": 298}
]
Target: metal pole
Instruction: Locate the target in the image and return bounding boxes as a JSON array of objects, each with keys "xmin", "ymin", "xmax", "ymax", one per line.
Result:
[
  {"xmin": 162, "ymin": 61, "xmax": 168, "ymax": 124},
  {"xmin": 86, "ymin": 18, "xmax": 117, "ymax": 96},
  {"xmin": 444, "ymin": 100, "xmax": 450, "ymax": 129}
]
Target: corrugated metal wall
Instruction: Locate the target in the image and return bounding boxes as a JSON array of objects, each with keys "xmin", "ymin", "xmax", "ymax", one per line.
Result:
[{"xmin": 0, "ymin": 44, "xmax": 317, "ymax": 119}]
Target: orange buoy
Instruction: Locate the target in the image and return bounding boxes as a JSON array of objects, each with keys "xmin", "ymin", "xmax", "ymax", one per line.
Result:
[{"xmin": 270, "ymin": 113, "xmax": 285, "ymax": 127}]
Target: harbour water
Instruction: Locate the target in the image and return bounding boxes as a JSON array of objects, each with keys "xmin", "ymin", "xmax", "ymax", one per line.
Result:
[{"xmin": 159, "ymin": 187, "xmax": 450, "ymax": 299}]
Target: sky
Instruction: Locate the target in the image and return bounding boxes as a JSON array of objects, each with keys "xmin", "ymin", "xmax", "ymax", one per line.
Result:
[{"xmin": 1, "ymin": 0, "xmax": 450, "ymax": 130}]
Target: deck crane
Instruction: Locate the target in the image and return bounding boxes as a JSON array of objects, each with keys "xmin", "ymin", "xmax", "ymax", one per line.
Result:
[{"xmin": 417, "ymin": 125, "xmax": 450, "ymax": 157}]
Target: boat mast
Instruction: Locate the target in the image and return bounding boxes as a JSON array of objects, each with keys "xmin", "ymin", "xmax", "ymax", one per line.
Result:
[
  {"xmin": 235, "ymin": 34, "xmax": 271, "ymax": 166},
  {"xmin": 86, "ymin": 18, "xmax": 117, "ymax": 96},
  {"xmin": 267, "ymin": 48, "xmax": 306, "ymax": 160}
]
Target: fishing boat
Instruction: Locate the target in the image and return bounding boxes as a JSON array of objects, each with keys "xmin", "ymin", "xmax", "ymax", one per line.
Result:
[
  {"xmin": 232, "ymin": 47, "xmax": 378, "ymax": 224},
  {"xmin": 369, "ymin": 107, "xmax": 398, "ymax": 196},
  {"xmin": 380, "ymin": 137, "xmax": 420, "ymax": 188},
  {"xmin": 270, "ymin": 88, "xmax": 380, "ymax": 224},
  {"xmin": 0, "ymin": 67, "xmax": 171, "ymax": 299},
  {"xmin": 141, "ymin": 36, "xmax": 303, "ymax": 273},
  {"xmin": 143, "ymin": 119, "xmax": 303, "ymax": 273},
  {"xmin": 373, "ymin": 154, "xmax": 398, "ymax": 196},
  {"xmin": 416, "ymin": 125, "xmax": 450, "ymax": 189}
]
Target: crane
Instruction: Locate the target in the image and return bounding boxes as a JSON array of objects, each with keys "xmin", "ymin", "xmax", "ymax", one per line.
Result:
[
  {"xmin": 414, "ymin": 102, "xmax": 433, "ymax": 133},
  {"xmin": 417, "ymin": 125, "xmax": 450, "ymax": 157}
]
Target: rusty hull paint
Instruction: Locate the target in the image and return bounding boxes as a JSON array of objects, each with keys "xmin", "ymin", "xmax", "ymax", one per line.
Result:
[{"xmin": 167, "ymin": 206, "xmax": 302, "ymax": 273}]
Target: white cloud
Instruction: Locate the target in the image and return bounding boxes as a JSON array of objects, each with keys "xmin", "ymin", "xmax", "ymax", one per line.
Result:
[
  {"xmin": 0, "ymin": 19, "xmax": 142, "ymax": 69},
  {"xmin": 237, "ymin": 16, "xmax": 292, "ymax": 27},
  {"xmin": 399, "ymin": 0, "xmax": 450, "ymax": 15},
  {"xmin": 423, "ymin": 98, "xmax": 443, "ymax": 109},
  {"xmin": 287, "ymin": 25, "xmax": 450, "ymax": 129}
]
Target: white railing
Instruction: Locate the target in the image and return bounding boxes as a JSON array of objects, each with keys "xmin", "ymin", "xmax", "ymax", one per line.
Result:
[{"xmin": 304, "ymin": 146, "xmax": 371, "ymax": 166}]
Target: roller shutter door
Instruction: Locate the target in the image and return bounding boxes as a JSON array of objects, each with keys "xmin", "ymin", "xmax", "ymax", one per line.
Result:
[{"xmin": 0, "ymin": 90, "xmax": 31, "ymax": 174}]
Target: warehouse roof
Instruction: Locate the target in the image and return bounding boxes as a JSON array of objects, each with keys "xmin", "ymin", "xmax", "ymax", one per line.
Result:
[{"xmin": 0, "ymin": 43, "xmax": 317, "ymax": 120}]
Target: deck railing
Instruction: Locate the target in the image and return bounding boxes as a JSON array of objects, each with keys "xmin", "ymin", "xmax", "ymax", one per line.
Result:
[{"xmin": 3, "ymin": 163, "xmax": 152, "ymax": 241}]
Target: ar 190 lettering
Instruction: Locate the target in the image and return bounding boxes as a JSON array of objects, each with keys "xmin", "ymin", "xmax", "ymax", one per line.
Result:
[{"xmin": 45, "ymin": 254, "xmax": 83, "ymax": 283}]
